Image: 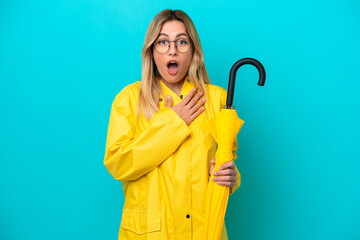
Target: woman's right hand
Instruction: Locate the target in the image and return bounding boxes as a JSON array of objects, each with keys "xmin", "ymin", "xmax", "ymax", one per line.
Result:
[{"xmin": 166, "ymin": 88, "xmax": 206, "ymax": 125}]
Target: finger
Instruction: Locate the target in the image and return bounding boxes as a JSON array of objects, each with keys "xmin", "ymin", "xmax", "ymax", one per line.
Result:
[
  {"xmin": 209, "ymin": 160, "xmax": 215, "ymax": 172},
  {"xmin": 209, "ymin": 158, "xmax": 216, "ymax": 176},
  {"xmin": 212, "ymin": 176, "xmax": 236, "ymax": 187},
  {"xmin": 190, "ymin": 98, "xmax": 206, "ymax": 114},
  {"xmin": 213, "ymin": 169, "xmax": 237, "ymax": 176},
  {"xmin": 166, "ymin": 95, "xmax": 173, "ymax": 108},
  {"xmin": 187, "ymin": 92, "xmax": 203, "ymax": 108},
  {"xmin": 190, "ymin": 107, "xmax": 205, "ymax": 121},
  {"xmin": 181, "ymin": 88, "xmax": 196, "ymax": 106},
  {"xmin": 219, "ymin": 161, "xmax": 235, "ymax": 170},
  {"xmin": 212, "ymin": 176, "xmax": 237, "ymax": 182}
]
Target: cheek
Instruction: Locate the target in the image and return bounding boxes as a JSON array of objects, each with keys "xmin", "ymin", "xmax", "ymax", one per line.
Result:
[
  {"xmin": 153, "ymin": 55, "xmax": 160, "ymax": 69},
  {"xmin": 183, "ymin": 53, "xmax": 193, "ymax": 70},
  {"xmin": 153, "ymin": 54, "xmax": 164, "ymax": 70}
]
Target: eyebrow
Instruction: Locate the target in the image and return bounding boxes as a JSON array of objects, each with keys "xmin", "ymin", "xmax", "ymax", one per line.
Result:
[{"xmin": 158, "ymin": 33, "xmax": 189, "ymax": 38}]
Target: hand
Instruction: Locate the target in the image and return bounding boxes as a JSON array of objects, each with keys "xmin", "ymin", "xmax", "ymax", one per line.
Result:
[
  {"xmin": 166, "ymin": 88, "xmax": 206, "ymax": 125},
  {"xmin": 211, "ymin": 159, "xmax": 237, "ymax": 188},
  {"xmin": 209, "ymin": 158, "xmax": 216, "ymax": 176}
]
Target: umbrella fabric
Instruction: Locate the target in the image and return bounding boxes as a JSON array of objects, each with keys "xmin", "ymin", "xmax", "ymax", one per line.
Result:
[{"xmin": 204, "ymin": 108, "xmax": 244, "ymax": 240}]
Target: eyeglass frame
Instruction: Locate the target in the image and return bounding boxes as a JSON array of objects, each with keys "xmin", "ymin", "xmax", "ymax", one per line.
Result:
[{"xmin": 152, "ymin": 39, "xmax": 193, "ymax": 54}]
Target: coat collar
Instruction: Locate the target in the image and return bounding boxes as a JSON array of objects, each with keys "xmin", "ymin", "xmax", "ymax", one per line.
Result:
[{"xmin": 159, "ymin": 76, "xmax": 195, "ymax": 105}]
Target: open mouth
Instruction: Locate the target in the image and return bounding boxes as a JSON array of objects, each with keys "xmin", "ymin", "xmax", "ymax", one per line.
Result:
[{"xmin": 167, "ymin": 61, "xmax": 179, "ymax": 75}]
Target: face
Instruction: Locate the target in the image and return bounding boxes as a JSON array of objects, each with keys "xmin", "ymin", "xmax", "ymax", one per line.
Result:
[{"xmin": 153, "ymin": 20, "xmax": 193, "ymax": 89}]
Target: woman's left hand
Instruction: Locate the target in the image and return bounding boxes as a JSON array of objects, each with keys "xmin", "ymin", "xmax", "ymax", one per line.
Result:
[{"xmin": 210, "ymin": 158, "xmax": 237, "ymax": 188}]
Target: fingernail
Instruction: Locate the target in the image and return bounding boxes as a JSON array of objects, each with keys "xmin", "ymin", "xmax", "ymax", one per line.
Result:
[{"xmin": 167, "ymin": 95, "xmax": 170, "ymax": 99}]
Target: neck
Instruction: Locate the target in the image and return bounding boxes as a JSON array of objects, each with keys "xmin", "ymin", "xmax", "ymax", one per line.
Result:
[{"xmin": 160, "ymin": 77, "xmax": 185, "ymax": 96}]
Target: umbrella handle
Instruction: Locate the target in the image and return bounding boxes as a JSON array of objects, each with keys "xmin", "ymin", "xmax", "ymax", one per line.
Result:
[{"xmin": 226, "ymin": 58, "xmax": 266, "ymax": 108}]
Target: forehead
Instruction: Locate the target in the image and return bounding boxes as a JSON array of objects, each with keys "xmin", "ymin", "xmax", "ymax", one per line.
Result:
[{"xmin": 159, "ymin": 20, "xmax": 188, "ymax": 37}]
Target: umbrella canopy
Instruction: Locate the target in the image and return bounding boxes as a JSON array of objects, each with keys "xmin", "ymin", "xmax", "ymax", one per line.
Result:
[
  {"xmin": 204, "ymin": 108, "xmax": 244, "ymax": 240},
  {"xmin": 203, "ymin": 58, "xmax": 266, "ymax": 240}
]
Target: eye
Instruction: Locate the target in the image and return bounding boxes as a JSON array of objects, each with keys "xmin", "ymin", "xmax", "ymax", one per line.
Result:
[
  {"xmin": 157, "ymin": 40, "xmax": 168, "ymax": 45},
  {"xmin": 177, "ymin": 39, "xmax": 189, "ymax": 45}
]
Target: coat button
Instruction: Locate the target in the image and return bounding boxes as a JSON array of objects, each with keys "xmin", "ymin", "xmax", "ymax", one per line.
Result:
[{"xmin": 186, "ymin": 214, "xmax": 190, "ymax": 218}]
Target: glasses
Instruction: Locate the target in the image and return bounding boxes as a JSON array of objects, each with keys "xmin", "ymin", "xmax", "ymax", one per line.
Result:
[{"xmin": 153, "ymin": 38, "xmax": 192, "ymax": 54}]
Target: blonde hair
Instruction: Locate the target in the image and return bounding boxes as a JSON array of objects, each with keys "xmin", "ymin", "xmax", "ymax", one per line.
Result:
[{"xmin": 138, "ymin": 9, "xmax": 210, "ymax": 120}]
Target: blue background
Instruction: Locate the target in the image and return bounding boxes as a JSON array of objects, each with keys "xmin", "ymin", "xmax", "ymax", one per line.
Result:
[{"xmin": 1, "ymin": 0, "xmax": 359, "ymax": 239}]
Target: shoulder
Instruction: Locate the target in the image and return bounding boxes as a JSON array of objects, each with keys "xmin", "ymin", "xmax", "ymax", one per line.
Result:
[
  {"xmin": 207, "ymin": 83, "xmax": 227, "ymax": 95},
  {"xmin": 113, "ymin": 81, "xmax": 141, "ymax": 106},
  {"xmin": 116, "ymin": 81, "xmax": 141, "ymax": 99},
  {"xmin": 206, "ymin": 83, "xmax": 227, "ymax": 105},
  {"xmin": 111, "ymin": 81, "xmax": 141, "ymax": 116}
]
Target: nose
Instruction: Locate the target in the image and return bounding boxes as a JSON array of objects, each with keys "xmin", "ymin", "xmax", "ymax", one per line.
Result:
[{"xmin": 168, "ymin": 41, "xmax": 178, "ymax": 55}]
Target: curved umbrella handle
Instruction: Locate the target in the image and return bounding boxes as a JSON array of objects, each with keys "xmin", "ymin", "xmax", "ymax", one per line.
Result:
[{"xmin": 226, "ymin": 58, "xmax": 266, "ymax": 108}]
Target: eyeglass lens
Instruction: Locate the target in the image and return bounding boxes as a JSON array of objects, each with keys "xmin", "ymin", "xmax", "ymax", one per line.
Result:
[{"xmin": 154, "ymin": 39, "xmax": 191, "ymax": 54}]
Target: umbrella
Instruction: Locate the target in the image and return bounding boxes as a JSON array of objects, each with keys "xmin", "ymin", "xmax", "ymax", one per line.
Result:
[{"xmin": 204, "ymin": 58, "xmax": 266, "ymax": 240}]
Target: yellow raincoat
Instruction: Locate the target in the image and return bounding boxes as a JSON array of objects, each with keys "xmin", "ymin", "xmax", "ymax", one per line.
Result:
[{"xmin": 104, "ymin": 77, "xmax": 241, "ymax": 240}]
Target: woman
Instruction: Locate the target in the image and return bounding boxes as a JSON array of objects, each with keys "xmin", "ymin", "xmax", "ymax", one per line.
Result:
[{"xmin": 104, "ymin": 9, "xmax": 241, "ymax": 240}]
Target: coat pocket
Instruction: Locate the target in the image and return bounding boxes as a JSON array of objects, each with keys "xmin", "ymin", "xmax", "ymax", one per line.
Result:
[{"xmin": 121, "ymin": 211, "xmax": 161, "ymax": 235}]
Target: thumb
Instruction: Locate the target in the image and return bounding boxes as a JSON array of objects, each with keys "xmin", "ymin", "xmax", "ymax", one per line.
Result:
[
  {"xmin": 209, "ymin": 158, "xmax": 216, "ymax": 176},
  {"xmin": 166, "ymin": 95, "xmax": 173, "ymax": 108}
]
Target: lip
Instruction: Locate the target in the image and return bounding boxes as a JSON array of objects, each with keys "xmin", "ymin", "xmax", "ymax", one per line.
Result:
[
  {"xmin": 166, "ymin": 59, "xmax": 179, "ymax": 75},
  {"xmin": 166, "ymin": 59, "xmax": 179, "ymax": 66}
]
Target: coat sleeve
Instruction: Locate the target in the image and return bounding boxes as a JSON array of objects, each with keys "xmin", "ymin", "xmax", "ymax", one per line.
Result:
[
  {"xmin": 219, "ymin": 87, "xmax": 241, "ymax": 195},
  {"xmin": 104, "ymin": 87, "xmax": 191, "ymax": 181}
]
